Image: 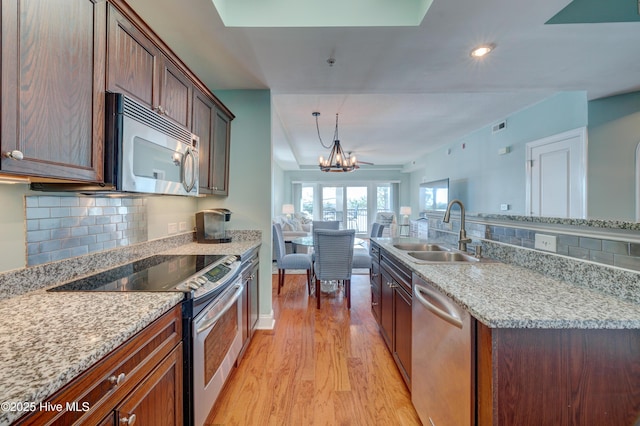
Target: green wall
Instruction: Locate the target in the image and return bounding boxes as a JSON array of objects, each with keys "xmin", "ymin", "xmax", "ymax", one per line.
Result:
[
  {"xmin": 408, "ymin": 92, "xmax": 589, "ymax": 215},
  {"xmin": 199, "ymin": 89, "xmax": 274, "ymax": 322}
]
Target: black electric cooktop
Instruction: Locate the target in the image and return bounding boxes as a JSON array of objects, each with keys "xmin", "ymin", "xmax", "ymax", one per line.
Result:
[{"xmin": 48, "ymin": 254, "xmax": 224, "ymax": 293}]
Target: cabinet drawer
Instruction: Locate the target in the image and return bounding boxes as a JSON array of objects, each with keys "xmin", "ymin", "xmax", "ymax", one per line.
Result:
[
  {"xmin": 380, "ymin": 256, "xmax": 412, "ymax": 294},
  {"xmin": 16, "ymin": 305, "xmax": 182, "ymax": 425}
]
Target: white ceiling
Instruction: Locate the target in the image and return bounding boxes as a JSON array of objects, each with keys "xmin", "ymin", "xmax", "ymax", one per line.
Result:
[{"xmin": 127, "ymin": 0, "xmax": 640, "ymax": 171}]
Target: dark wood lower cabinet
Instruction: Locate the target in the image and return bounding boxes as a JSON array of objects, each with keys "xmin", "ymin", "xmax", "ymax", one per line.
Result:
[
  {"xmin": 477, "ymin": 324, "xmax": 640, "ymax": 425},
  {"xmin": 378, "ymin": 248, "xmax": 412, "ymax": 389},
  {"xmin": 15, "ymin": 306, "xmax": 183, "ymax": 426},
  {"xmin": 114, "ymin": 343, "xmax": 183, "ymax": 426}
]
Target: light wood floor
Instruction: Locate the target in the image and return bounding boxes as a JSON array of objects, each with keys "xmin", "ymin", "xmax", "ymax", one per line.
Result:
[{"xmin": 205, "ymin": 272, "xmax": 421, "ymax": 425}]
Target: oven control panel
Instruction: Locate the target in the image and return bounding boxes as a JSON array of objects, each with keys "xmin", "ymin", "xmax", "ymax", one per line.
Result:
[{"xmin": 175, "ymin": 255, "xmax": 240, "ymax": 295}]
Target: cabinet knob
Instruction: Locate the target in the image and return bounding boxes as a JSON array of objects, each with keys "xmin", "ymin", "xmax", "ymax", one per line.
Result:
[
  {"xmin": 120, "ymin": 414, "xmax": 137, "ymax": 425},
  {"xmin": 108, "ymin": 372, "xmax": 126, "ymax": 386},
  {"xmin": 3, "ymin": 150, "xmax": 24, "ymax": 160},
  {"xmin": 154, "ymin": 105, "xmax": 165, "ymax": 115},
  {"xmin": 371, "ymin": 273, "xmax": 379, "ymax": 278},
  {"xmin": 372, "ymin": 302, "xmax": 379, "ymax": 306}
]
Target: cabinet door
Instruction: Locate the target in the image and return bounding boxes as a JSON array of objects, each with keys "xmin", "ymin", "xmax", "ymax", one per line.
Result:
[
  {"xmin": 1, "ymin": 0, "xmax": 105, "ymax": 181},
  {"xmin": 249, "ymin": 260, "xmax": 259, "ymax": 333},
  {"xmin": 192, "ymin": 88, "xmax": 215, "ymax": 195},
  {"xmin": 393, "ymin": 285, "xmax": 412, "ymax": 387},
  {"xmin": 370, "ymin": 261, "xmax": 382, "ymax": 324},
  {"xmin": 379, "ymin": 266, "xmax": 394, "ymax": 351},
  {"xmin": 107, "ymin": 4, "xmax": 160, "ymax": 110},
  {"xmin": 115, "ymin": 343, "xmax": 183, "ymax": 426},
  {"xmin": 211, "ymin": 108, "xmax": 231, "ymax": 195},
  {"xmin": 160, "ymin": 56, "xmax": 192, "ymax": 128}
]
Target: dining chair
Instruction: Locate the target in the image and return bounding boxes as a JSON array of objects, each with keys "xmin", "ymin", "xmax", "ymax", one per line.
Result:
[
  {"xmin": 352, "ymin": 222, "xmax": 386, "ymax": 269},
  {"xmin": 312, "ymin": 220, "xmax": 340, "ymax": 230},
  {"xmin": 273, "ymin": 223, "xmax": 313, "ymax": 295},
  {"xmin": 309, "ymin": 220, "xmax": 340, "ymax": 261},
  {"xmin": 313, "ymin": 229, "xmax": 355, "ymax": 309}
]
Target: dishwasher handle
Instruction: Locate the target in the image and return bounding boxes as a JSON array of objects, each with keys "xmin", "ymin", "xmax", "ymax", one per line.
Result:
[{"xmin": 414, "ymin": 284, "xmax": 463, "ymax": 329}]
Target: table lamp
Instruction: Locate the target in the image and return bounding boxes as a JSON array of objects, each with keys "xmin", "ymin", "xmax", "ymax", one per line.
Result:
[
  {"xmin": 282, "ymin": 204, "xmax": 295, "ymax": 219},
  {"xmin": 400, "ymin": 206, "xmax": 412, "ymax": 224}
]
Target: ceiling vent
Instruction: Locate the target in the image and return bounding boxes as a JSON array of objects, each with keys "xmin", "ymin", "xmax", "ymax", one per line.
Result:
[{"xmin": 492, "ymin": 120, "xmax": 507, "ymax": 134}]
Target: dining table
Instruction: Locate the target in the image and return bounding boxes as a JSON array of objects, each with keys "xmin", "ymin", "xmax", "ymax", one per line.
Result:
[{"xmin": 290, "ymin": 235, "xmax": 365, "ymax": 253}]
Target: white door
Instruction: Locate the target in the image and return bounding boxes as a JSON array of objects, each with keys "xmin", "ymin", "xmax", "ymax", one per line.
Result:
[{"xmin": 526, "ymin": 127, "xmax": 587, "ymax": 218}]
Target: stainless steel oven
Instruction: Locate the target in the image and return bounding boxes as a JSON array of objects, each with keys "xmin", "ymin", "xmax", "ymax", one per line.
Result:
[
  {"xmin": 192, "ymin": 275, "xmax": 244, "ymax": 426},
  {"xmin": 49, "ymin": 253, "xmax": 243, "ymax": 426}
]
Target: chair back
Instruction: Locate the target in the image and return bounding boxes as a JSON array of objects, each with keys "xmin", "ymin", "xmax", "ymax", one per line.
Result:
[
  {"xmin": 370, "ymin": 223, "xmax": 381, "ymax": 238},
  {"xmin": 272, "ymin": 223, "xmax": 286, "ymax": 265},
  {"xmin": 375, "ymin": 212, "xmax": 396, "ymax": 236},
  {"xmin": 312, "ymin": 220, "xmax": 340, "ymax": 230},
  {"xmin": 375, "ymin": 223, "xmax": 385, "ymax": 237},
  {"xmin": 313, "ymin": 229, "xmax": 355, "ymax": 281}
]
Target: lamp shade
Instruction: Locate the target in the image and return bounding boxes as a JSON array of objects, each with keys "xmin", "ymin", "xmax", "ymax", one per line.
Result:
[
  {"xmin": 400, "ymin": 206, "xmax": 412, "ymax": 216},
  {"xmin": 282, "ymin": 204, "xmax": 295, "ymax": 215}
]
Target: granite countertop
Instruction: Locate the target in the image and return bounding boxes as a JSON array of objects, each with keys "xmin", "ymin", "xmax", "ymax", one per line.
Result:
[
  {"xmin": 160, "ymin": 240, "xmax": 260, "ymax": 257},
  {"xmin": 0, "ymin": 291, "xmax": 184, "ymax": 425},
  {"xmin": 374, "ymin": 238, "xmax": 640, "ymax": 329},
  {"xmin": 0, "ymin": 239, "xmax": 261, "ymax": 425}
]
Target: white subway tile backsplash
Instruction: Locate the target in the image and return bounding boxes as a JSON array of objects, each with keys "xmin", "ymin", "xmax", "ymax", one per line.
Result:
[{"xmin": 25, "ymin": 195, "xmax": 147, "ymax": 266}]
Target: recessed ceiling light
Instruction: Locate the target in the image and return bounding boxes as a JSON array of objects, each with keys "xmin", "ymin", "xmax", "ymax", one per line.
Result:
[{"xmin": 470, "ymin": 44, "xmax": 495, "ymax": 58}]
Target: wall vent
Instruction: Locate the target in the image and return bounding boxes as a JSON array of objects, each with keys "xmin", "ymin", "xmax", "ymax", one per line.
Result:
[{"xmin": 492, "ymin": 120, "xmax": 507, "ymax": 133}]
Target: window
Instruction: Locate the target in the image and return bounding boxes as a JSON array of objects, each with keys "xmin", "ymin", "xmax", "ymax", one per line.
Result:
[
  {"xmin": 300, "ymin": 185, "xmax": 314, "ymax": 217},
  {"xmin": 377, "ymin": 184, "xmax": 392, "ymax": 210},
  {"xmin": 292, "ymin": 181, "xmax": 396, "ymax": 236}
]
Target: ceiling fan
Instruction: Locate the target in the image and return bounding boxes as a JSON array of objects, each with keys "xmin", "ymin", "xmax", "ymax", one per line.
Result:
[{"xmin": 348, "ymin": 152, "xmax": 374, "ymax": 166}]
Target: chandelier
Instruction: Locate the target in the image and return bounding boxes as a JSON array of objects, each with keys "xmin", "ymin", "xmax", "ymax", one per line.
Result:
[{"xmin": 313, "ymin": 112, "xmax": 359, "ymax": 172}]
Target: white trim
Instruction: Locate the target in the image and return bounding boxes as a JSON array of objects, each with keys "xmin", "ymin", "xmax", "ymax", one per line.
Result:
[
  {"xmin": 256, "ymin": 310, "xmax": 275, "ymax": 330},
  {"xmin": 525, "ymin": 127, "xmax": 588, "ymax": 218}
]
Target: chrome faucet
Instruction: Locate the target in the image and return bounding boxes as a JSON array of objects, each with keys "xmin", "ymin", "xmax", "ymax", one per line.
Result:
[{"xmin": 443, "ymin": 199, "xmax": 472, "ymax": 252}]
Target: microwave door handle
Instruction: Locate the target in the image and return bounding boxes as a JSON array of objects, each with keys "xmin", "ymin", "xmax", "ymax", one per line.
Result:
[{"xmin": 181, "ymin": 147, "xmax": 196, "ymax": 192}]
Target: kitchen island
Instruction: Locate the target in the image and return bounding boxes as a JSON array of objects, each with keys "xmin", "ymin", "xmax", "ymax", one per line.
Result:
[
  {"xmin": 371, "ymin": 237, "xmax": 640, "ymax": 425},
  {"xmin": 375, "ymin": 238, "xmax": 640, "ymax": 329},
  {"xmin": 0, "ymin": 239, "xmax": 261, "ymax": 426}
]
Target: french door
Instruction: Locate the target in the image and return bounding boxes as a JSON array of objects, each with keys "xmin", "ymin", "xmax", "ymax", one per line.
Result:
[{"xmin": 321, "ymin": 186, "xmax": 368, "ymax": 233}]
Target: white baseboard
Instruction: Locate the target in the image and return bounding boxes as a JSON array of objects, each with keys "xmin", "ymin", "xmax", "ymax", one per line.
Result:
[{"xmin": 256, "ymin": 310, "xmax": 275, "ymax": 330}]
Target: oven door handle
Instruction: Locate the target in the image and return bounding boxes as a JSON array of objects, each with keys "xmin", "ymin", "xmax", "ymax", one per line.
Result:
[{"xmin": 195, "ymin": 282, "xmax": 243, "ymax": 334}]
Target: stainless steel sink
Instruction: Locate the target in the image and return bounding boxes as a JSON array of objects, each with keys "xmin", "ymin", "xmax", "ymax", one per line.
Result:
[
  {"xmin": 393, "ymin": 243, "xmax": 450, "ymax": 252},
  {"xmin": 407, "ymin": 251, "xmax": 479, "ymax": 263}
]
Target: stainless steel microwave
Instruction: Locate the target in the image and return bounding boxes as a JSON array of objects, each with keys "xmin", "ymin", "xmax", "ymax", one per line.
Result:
[{"xmin": 31, "ymin": 92, "xmax": 199, "ymax": 196}]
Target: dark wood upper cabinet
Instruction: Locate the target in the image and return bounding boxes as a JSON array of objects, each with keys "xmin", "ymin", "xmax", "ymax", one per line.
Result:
[
  {"xmin": 193, "ymin": 87, "xmax": 231, "ymax": 196},
  {"xmin": 160, "ymin": 57, "xmax": 192, "ymax": 129},
  {"xmin": 106, "ymin": 4, "xmax": 159, "ymax": 110},
  {"xmin": 211, "ymin": 107, "xmax": 231, "ymax": 195},
  {"xmin": 0, "ymin": 0, "xmax": 106, "ymax": 181},
  {"xmin": 193, "ymin": 88, "xmax": 215, "ymax": 195},
  {"xmin": 107, "ymin": 4, "xmax": 192, "ymax": 129}
]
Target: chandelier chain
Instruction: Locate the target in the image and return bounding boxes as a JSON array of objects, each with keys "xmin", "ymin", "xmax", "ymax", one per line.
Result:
[{"xmin": 315, "ymin": 112, "xmax": 333, "ymax": 149}]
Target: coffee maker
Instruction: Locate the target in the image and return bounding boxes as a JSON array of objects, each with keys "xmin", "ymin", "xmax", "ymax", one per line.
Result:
[{"xmin": 195, "ymin": 209, "xmax": 232, "ymax": 243}]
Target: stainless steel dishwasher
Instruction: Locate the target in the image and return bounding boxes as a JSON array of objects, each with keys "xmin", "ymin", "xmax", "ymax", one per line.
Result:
[{"xmin": 412, "ymin": 275, "xmax": 474, "ymax": 426}]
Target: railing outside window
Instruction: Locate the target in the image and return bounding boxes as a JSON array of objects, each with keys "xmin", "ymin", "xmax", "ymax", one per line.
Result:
[{"xmin": 322, "ymin": 208, "xmax": 367, "ymax": 232}]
